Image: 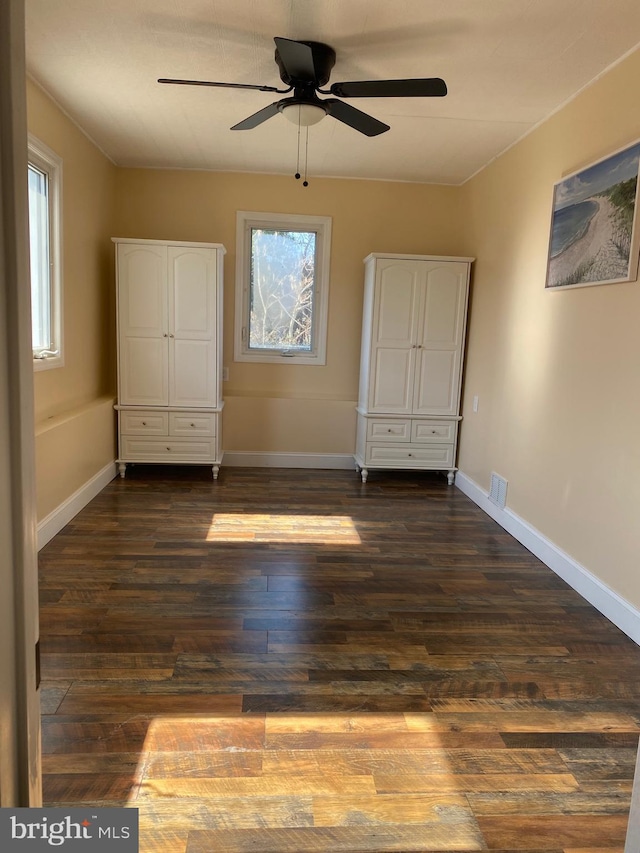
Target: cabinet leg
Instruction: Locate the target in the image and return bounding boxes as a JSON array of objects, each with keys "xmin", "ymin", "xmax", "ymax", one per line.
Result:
[
  {"xmin": 118, "ymin": 462, "xmax": 126, "ymax": 479},
  {"xmin": 212, "ymin": 465, "xmax": 220, "ymax": 480},
  {"xmin": 447, "ymin": 470, "xmax": 455, "ymax": 486},
  {"xmin": 361, "ymin": 468, "xmax": 368, "ymax": 484}
]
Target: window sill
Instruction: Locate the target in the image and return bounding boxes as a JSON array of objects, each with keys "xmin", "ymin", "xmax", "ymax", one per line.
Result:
[
  {"xmin": 234, "ymin": 351, "xmax": 326, "ymax": 366},
  {"xmin": 33, "ymin": 354, "xmax": 64, "ymax": 372}
]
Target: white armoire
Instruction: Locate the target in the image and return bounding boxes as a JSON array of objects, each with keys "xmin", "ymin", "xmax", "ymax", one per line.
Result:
[
  {"xmin": 355, "ymin": 253, "xmax": 473, "ymax": 484},
  {"xmin": 113, "ymin": 238, "xmax": 225, "ymax": 479}
]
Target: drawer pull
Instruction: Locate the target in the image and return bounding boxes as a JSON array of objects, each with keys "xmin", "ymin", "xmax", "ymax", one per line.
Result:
[
  {"xmin": 408, "ymin": 453, "xmax": 412, "ymax": 457},
  {"xmin": 142, "ymin": 421, "xmax": 147, "ymax": 426},
  {"xmin": 166, "ymin": 446, "xmax": 171, "ymax": 451},
  {"xmin": 431, "ymin": 430, "xmax": 437, "ymax": 434},
  {"xmin": 190, "ymin": 423, "xmax": 195, "ymax": 428}
]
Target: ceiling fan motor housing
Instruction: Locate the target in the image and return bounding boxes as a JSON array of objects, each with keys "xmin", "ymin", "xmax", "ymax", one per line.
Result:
[{"xmin": 275, "ymin": 40, "xmax": 336, "ymax": 87}]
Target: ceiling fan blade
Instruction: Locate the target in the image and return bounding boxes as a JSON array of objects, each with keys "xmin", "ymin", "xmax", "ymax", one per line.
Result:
[
  {"xmin": 274, "ymin": 37, "xmax": 316, "ymax": 80},
  {"xmin": 330, "ymin": 78, "xmax": 448, "ymax": 98},
  {"xmin": 324, "ymin": 99, "xmax": 390, "ymax": 137},
  {"xmin": 158, "ymin": 78, "xmax": 286, "ymax": 93},
  {"xmin": 230, "ymin": 102, "xmax": 281, "ymax": 131}
]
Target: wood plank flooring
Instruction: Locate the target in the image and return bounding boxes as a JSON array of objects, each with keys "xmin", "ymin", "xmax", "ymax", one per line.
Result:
[{"xmin": 38, "ymin": 466, "xmax": 640, "ymax": 852}]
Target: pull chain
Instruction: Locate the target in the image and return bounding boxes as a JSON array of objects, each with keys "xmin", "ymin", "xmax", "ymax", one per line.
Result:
[
  {"xmin": 295, "ymin": 105, "xmax": 301, "ymax": 180},
  {"xmin": 293, "ymin": 107, "xmax": 310, "ymax": 186}
]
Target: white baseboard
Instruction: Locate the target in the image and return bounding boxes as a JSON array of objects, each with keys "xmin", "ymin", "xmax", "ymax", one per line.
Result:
[
  {"xmin": 223, "ymin": 452, "xmax": 356, "ymax": 470},
  {"xmin": 37, "ymin": 461, "xmax": 117, "ymax": 550},
  {"xmin": 455, "ymin": 471, "xmax": 640, "ymax": 645}
]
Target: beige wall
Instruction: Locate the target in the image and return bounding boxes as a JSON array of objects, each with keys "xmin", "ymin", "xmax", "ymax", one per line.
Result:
[
  {"xmin": 27, "ymin": 80, "xmax": 117, "ymax": 519},
  {"xmin": 34, "ymin": 396, "xmax": 116, "ymax": 521},
  {"xmin": 458, "ymin": 48, "xmax": 640, "ymax": 609},
  {"xmin": 114, "ymin": 169, "xmax": 463, "ymax": 453}
]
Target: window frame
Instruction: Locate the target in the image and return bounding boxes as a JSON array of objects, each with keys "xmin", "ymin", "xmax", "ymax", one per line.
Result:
[
  {"xmin": 234, "ymin": 210, "xmax": 331, "ymax": 365},
  {"xmin": 28, "ymin": 133, "xmax": 63, "ymax": 371}
]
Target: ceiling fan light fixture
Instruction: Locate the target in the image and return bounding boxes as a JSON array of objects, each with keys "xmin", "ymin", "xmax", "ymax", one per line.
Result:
[{"xmin": 281, "ymin": 102, "xmax": 326, "ymax": 126}]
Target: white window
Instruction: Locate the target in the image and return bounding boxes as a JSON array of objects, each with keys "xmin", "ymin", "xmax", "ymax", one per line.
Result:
[
  {"xmin": 235, "ymin": 211, "xmax": 331, "ymax": 364},
  {"xmin": 28, "ymin": 134, "xmax": 63, "ymax": 370}
]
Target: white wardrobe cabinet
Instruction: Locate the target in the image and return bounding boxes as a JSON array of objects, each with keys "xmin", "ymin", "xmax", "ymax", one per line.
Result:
[
  {"xmin": 114, "ymin": 238, "xmax": 225, "ymax": 479},
  {"xmin": 355, "ymin": 253, "xmax": 473, "ymax": 484}
]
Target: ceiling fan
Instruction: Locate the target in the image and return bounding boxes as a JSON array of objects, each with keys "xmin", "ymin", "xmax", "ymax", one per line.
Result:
[{"xmin": 158, "ymin": 36, "xmax": 447, "ymax": 137}]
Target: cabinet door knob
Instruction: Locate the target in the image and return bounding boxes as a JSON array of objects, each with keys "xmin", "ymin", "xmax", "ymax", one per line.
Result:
[
  {"xmin": 163, "ymin": 333, "xmax": 168, "ymax": 337},
  {"xmin": 169, "ymin": 333, "xmax": 174, "ymax": 338}
]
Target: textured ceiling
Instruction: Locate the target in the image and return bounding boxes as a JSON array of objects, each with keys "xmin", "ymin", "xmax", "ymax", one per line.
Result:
[{"xmin": 25, "ymin": 0, "xmax": 640, "ymax": 184}]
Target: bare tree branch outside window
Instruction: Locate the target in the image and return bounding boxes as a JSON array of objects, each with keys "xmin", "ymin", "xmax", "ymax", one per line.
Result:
[{"xmin": 249, "ymin": 229, "xmax": 316, "ymax": 351}]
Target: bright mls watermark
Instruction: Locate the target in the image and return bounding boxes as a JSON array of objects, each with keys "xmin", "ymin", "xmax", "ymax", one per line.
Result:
[{"xmin": 0, "ymin": 808, "xmax": 138, "ymax": 850}]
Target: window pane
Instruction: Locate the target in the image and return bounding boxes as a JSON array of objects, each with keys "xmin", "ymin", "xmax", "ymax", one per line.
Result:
[
  {"xmin": 28, "ymin": 164, "xmax": 51, "ymax": 351},
  {"xmin": 249, "ymin": 228, "xmax": 316, "ymax": 351}
]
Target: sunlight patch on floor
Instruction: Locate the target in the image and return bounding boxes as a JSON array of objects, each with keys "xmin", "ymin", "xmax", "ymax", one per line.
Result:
[
  {"xmin": 127, "ymin": 713, "xmax": 486, "ymax": 852},
  {"xmin": 206, "ymin": 513, "xmax": 362, "ymax": 544}
]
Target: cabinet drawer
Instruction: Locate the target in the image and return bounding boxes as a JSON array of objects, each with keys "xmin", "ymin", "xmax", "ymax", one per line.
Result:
[
  {"xmin": 411, "ymin": 420, "xmax": 456, "ymax": 443},
  {"xmin": 366, "ymin": 419, "xmax": 410, "ymax": 442},
  {"xmin": 120, "ymin": 437, "xmax": 215, "ymax": 461},
  {"xmin": 169, "ymin": 413, "xmax": 216, "ymax": 437},
  {"xmin": 120, "ymin": 411, "xmax": 168, "ymax": 435},
  {"xmin": 365, "ymin": 443, "xmax": 454, "ymax": 467}
]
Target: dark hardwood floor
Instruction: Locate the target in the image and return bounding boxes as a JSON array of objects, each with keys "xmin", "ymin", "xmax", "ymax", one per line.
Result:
[{"xmin": 38, "ymin": 466, "xmax": 640, "ymax": 852}]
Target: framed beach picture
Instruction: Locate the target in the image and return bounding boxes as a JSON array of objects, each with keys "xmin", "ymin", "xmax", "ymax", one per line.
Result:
[{"xmin": 545, "ymin": 139, "xmax": 640, "ymax": 290}]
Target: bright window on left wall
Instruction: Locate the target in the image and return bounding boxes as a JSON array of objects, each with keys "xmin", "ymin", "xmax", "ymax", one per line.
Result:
[{"xmin": 28, "ymin": 134, "xmax": 63, "ymax": 370}]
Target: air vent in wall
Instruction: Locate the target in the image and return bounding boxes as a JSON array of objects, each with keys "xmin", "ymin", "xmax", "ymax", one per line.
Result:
[{"xmin": 489, "ymin": 473, "xmax": 508, "ymax": 508}]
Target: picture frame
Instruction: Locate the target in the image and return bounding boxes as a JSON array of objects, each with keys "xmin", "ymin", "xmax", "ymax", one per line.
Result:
[{"xmin": 545, "ymin": 139, "xmax": 640, "ymax": 290}]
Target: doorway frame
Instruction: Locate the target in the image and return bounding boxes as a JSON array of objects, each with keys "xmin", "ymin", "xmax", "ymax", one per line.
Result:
[{"xmin": 0, "ymin": 0, "xmax": 42, "ymax": 807}]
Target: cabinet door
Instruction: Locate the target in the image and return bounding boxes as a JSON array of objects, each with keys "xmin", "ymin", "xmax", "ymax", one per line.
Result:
[
  {"xmin": 413, "ymin": 262, "xmax": 468, "ymax": 415},
  {"xmin": 117, "ymin": 244, "xmax": 169, "ymax": 406},
  {"xmin": 168, "ymin": 247, "xmax": 218, "ymax": 407},
  {"xmin": 369, "ymin": 260, "xmax": 421, "ymax": 413}
]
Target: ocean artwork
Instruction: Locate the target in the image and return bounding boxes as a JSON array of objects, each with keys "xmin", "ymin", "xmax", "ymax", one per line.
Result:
[
  {"xmin": 546, "ymin": 140, "xmax": 640, "ymax": 289},
  {"xmin": 549, "ymin": 201, "xmax": 598, "ymax": 258}
]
